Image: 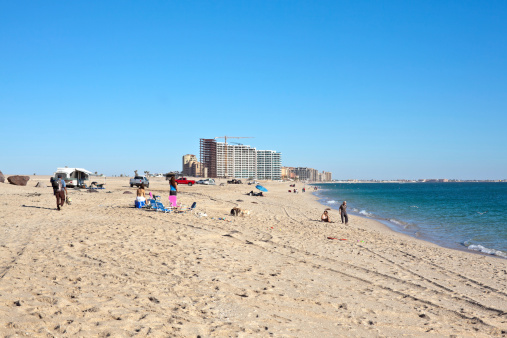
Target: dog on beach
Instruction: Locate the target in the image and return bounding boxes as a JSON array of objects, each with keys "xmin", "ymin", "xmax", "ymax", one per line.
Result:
[{"xmin": 231, "ymin": 207, "xmax": 250, "ymax": 217}]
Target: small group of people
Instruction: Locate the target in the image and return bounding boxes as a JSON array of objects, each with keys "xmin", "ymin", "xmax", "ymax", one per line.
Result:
[
  {"xmin": 136, "ymin": 176, "xmax": 179, "ymax": 207},
  {"xmin": 321, "ymin": 201, "xmax": 348, "ymax": 224},
  {"xmin": 247, "ymin": 190, "xmax": 264, "ymax": 197}
]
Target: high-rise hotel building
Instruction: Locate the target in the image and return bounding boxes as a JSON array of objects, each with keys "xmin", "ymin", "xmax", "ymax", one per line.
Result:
[
  {"xmin": 200, "ymin": 139, "xmax": 281, "ymax": 180},
  {"xmin": 257, "ymin": 150, "xmax": 282, "ymax": 180}
]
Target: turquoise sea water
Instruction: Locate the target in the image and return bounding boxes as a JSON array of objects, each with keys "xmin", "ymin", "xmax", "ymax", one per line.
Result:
[{"xmin": 313, "ymin": 183, "xmax": 507, "ymax": 258}]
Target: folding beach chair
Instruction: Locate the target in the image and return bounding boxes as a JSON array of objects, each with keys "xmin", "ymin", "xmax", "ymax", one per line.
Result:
[
  {"xmin": 180, "ymin": 202, "xmax": 197, "ymax": 214},
  {"xmin": 155, "ymin": 201, "xmax": 171, "ymax": 213},
  {"xmin": 146, "ymin": 199, "xmax": 157, "ymax": 210},
  {"xmin": 187, "ymin": 201, "xmax": 197, "ymax": 212}
]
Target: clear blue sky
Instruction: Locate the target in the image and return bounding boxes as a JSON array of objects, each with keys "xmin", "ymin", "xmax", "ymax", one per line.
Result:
[{"xmin": 1, "ymin": 1, "xmax": 506, "ymax": 179}]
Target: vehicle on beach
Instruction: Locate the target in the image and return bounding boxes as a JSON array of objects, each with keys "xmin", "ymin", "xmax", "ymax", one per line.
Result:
[
  {"xmin": 175, "ymin": 177, "xmax": 195, "ymax": 186},
  {"xmin": 196, "ymin": 178, "xmax": 216, "ymax": 185},
  {"xmin": 227, "ymin": 179, "xmax": 243, "ymax": 184},
  {"xmin": 130, "ymin": 176, "xmax": 149, "ymax": 188},
  {"xmin": 53, "ymin": 167, "xmax": 93, "ymax": 188}
]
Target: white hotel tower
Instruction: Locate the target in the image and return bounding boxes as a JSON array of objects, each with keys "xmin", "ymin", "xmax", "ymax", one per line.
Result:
[{"xmin": 214, "ymin": 142, "xmax": 281, "ymax": 180}]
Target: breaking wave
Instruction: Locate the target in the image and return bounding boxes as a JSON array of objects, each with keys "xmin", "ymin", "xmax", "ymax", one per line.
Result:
[
  {"xmin": 359, "ymin": 210, "xmax": 373, "ymax": 217},
  {"xmin": 466, "ymin": 244, "xmax": 507, "ymax": 258}
]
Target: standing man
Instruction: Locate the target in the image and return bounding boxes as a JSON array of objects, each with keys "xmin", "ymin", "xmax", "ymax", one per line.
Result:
[
  {"xmin": 51, "ymin": 175, "xmax": 67, "ymax": 211},
  {"xmin": 339, "ymin": 201, "xmax": 348, "ymax": 224}
]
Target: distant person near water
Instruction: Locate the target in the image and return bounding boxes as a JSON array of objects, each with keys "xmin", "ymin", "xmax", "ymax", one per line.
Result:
[
  {"xmin": 321, "ymin": 210, "xmax": 330, "ymax": 222},
  {"xmin": 339, "ymin": 201, "xmax": 348, "ymax": 224},
  {"xmin": 51, "ymin": 175, "xmax": 67, "ymax": 211},
  {"xmin": 169, "ymin": 176, "xmax": 178, "ymax": 196}
]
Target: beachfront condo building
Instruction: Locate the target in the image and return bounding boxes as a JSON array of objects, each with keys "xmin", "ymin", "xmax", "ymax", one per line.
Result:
[
  {"xmin": 216, "ymin": 143, "xmax": 258, "ymax": 179},
  {"xmin": 257, "ymin": 150, "xmax": 282, "ymax": 180},
  {"xmin": 199, "ymin": 139, "xmax": 282, "ymax": 180},
  {"xmin": 289, "ymin": 167, "xmax": 332, "ymax": 182},
  {"xmin": 293, "ymin": 167, "xmax": 316, "ymax": 181}
]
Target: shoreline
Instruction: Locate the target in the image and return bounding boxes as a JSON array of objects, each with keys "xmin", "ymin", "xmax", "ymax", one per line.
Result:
[
  {"xmin": 1, "ymin": 176, "xmax": 506, "ymax": 336},
  {"xmin": 311, "ymin": 183, "xmax": 507, "ymax": 260}
]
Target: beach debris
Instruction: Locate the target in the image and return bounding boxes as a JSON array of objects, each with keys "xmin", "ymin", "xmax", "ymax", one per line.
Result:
[
  {"xmin": 0, "ymin": 170, "xmax": 4, "ymax": 183},
  {"xmin": 123, "ymin": 191, "xmax": 133, "ymax": 194},
  {"xmin": 212, "ymin": 217, "xmax": 231, "ymax": 222},
  {"xmin": 327, "ymin": 237, "xmax": 347, "ymax": 241},
  {"xmin": 7, "ymin": 175, "xmax": 30, "ymax": 186}
]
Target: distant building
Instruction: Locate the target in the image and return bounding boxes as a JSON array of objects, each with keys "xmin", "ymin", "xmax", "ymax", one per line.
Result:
[
  {"xmin": 216, "ymin": 143, "xmax": 257, "ymax": 179},
  {"xmin": 182, "ymin": 154, "xmax": 201, "ymax": 177},
  {"xmin": 293, "ymin": 167, "xmax": 316, "ymax": 181},
  {"xmin": 289, "ymin": 167, "xmax": 332, "ymax": 182},
  {"xmin": 199, "ymin": 139, "xmax": 281, "ymax": 180},
  {"xmin": 281, "ymin": 167, "xmax": 297, "ymax": 180},
  {"xmin": 257, "ymin": 150, "xmax": 282, "ymax": 180}
]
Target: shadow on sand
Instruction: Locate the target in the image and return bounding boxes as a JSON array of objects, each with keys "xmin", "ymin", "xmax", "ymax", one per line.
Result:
[{"xmin": 22, "ymin": 205, "xmax": 57, "ymax": 211}]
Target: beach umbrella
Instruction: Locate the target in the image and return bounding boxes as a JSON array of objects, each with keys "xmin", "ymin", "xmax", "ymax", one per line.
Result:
[{"xmin": 256, "ymin": 184, "xmax": 268, "ymax": 192}]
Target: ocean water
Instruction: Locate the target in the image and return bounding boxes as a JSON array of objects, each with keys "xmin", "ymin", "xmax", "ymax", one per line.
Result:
[{"xmin": 313, "ymin": 183, "xmax": 507, "ymax": 258}]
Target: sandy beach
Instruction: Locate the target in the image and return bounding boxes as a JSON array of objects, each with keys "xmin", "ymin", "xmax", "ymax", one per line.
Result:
[{"xmin": 0, "ymin": 176, "xmax": 506, "ymax": 337}]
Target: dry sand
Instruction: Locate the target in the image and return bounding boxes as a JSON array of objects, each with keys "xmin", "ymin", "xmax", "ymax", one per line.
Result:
[{"xmin": 0, "ymin": 176, "xmax": 506, "ymax": 337}]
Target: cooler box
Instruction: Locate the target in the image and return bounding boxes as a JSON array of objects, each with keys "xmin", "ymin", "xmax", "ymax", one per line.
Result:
[{"xmin": 135, "ymin": 200, "xmax": 146, "ymax": 208}]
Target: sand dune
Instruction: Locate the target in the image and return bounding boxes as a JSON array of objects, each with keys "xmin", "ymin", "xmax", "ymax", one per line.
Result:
[{"xmin": 0, "ymin": 176, "xmax": 506, "ymax": 336}]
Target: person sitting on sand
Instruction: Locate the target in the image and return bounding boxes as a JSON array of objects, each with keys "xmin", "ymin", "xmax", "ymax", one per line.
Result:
[
  {"xmin": 136, "ymin": 183, "xmax": 146, "ymax": 204},
  {"xmin": 321, "ymin": 210, "xmax": 330, "ymax": 222}
]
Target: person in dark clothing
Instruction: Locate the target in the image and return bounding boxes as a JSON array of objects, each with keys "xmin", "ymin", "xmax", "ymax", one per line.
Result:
[
  {"xmin": 339, "ymin": 201, "xmax": 348, "ymax": 224},
  {"xmin": 51, "ymin": 175, "xmax": 68, "ymax": 211}
]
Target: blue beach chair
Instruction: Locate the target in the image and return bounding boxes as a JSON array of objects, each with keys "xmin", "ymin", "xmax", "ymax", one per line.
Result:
[
  {"xmin": 146, "ymin": 199, "xmax": 157, "ymax": 210},
  {"xmin": 155, "ymin": 201, "xmax": 171, "ymax": 213}
]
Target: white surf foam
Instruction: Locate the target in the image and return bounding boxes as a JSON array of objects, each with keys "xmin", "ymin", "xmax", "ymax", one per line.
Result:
[
  {"xmin": 467, "ymin": 244, "xmax": 507, "ymax": 258},
  {"xmin": 359, "ymin": 210, "xmax": 372, "ymax": 217}
]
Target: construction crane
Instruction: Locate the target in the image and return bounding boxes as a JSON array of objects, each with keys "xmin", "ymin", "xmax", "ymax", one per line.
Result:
[{"xmin": 214, "ymin": 136, "xmax": 253, "ymax": 178}]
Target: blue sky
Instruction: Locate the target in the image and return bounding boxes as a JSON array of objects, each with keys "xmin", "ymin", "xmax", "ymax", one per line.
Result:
[{"xmin": 1, "ymin": 0, "xmax": 506, "ymax": 179}]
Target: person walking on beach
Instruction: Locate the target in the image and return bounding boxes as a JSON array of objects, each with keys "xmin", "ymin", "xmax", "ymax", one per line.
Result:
[
  {"xmin": 51, "ymin": 175, "xmax": 67, "ymax": 211},
  {"xmin": 339, "ymin": 201, "xmax": 348, "ymax": 224}
]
